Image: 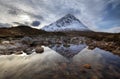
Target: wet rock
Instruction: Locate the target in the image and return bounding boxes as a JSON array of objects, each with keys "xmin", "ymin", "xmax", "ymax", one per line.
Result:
[
  {"xmin": 35, "ymin": 46, "xmax": 44, "ymax": 53},
  {"xmin": 91, "ymin": 75, "xmax": 98, "ymax": 79},
  {"xmin": 112, "ymin": 47, "xmax": 120, "ymax": 54},
  {"xmin": 63, "ymin": 44, "xmax": 70, "ymax": 48},
  {"xmin": 0, "ymin": 51, "xmax": 4, "ymax": 55},
  {"xmin": 70, "ymin": 37, "xmax": 79, "ymax": 44},
  {"xmin": 23, "ymin": 48, "xmax": 34, "ymax": 55},
  {"xmin": 1, "ymin": 41, "xmax": 10, "ymax": 44},
  {"xmin": 30, "ymin": 41, "xmax": 42, "ymax": 47},
  {"xmin": 55, "ymin": 44, "xmax": 61, "ymax": 48},
  {"xmin": 56, "ymin": 40, "xmax": 62, "ymax": 44},
  {"xmin": 43, "ymin": 41, "xmax": 49, "ymax": 46},
  {"xmin": 4, "ymin": 50, "xmax": 13, "ymax": 55},
  {"xmin": 14, "ymin": 51, "xmax": 23, "ymax": 55},
  {"xmin": 0, "ymin": 45, "xmax": 7, "ymax": 50},
  {"xmin": 88, "ymin": 45, "xmax": 96, "ymax": 50},
  {"xmin": 83, "ymin": 64, "xmax": 92, "ymax": 69},
  {"xmin": 81, "ymin": 70, "xmax": 87, "ymax": 73},
  {"xmin": 21, "ymin": 36, "xmax": 33, "ymax": 45}
]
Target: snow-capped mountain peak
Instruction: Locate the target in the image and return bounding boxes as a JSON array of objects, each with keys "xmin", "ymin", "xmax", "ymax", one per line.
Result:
[{"xmin": 42, "ymin": 14, "xmax": 90, "ymax": 32}]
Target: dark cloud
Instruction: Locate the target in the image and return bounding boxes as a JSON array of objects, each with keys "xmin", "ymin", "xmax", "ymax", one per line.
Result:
[{"xmin": 31, "ymin": 21, "xmax": 40, "ymax": 26}]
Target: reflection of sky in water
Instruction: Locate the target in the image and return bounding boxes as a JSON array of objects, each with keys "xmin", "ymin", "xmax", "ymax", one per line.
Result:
[
  {"xmin": 73, "ymin": 47, "xmax": 120, "ymax": 79},
  {"xmin": 0, "ymin": 45, "xmax": 120, "ymax": 79},
  {"xmin": 74, "ymin": 47, "xmax": 120, "ymax": 67}
]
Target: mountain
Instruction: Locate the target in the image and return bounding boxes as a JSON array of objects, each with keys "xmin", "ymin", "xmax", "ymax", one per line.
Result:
[
  {"xmin": 0, "ymin": 25, "xmax": 65, "ymax": 37},
  {"xmin": 42, "ymin": 14, "xmax": 91, "ymax": 32}
]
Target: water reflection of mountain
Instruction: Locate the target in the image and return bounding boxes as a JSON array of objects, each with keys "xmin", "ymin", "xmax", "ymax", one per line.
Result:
[{"xmin": 50, "ymin": 44, "xmax": 87, "ymax": 58}]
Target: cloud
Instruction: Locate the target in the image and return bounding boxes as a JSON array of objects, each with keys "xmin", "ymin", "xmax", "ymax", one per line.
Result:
[
  {"xmin": 105, "ymin": 26, "xmax": 120, "ymax": 33},
  {"xmin": 0, "ymin": 0, "xmax": 119, "ymax": 32},
  {"xmin": 0, "ymin": 23, "xmax": 11, "ymax": 28}
]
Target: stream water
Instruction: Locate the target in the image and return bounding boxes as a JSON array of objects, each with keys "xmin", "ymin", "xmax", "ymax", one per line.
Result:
[{"xmin": 0, "ymin": 44, "xmax": 120, "ymax": 79}]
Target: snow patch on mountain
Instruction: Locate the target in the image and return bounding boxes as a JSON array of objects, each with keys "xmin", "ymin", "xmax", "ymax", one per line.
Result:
[{"xmin": 42, "ymin": 14, "xmax": 90, "ymax": 32}]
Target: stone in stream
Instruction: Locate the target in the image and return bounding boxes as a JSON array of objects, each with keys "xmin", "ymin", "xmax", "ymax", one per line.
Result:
[
  {"xmin": 0, "ymin": 51, "xmax": 5, "ymax": 55},
  {"xmin": 30, "ymin": 41, "xmax": 42, "ymax": 47},
  {"xmin": 88, "ymin": 45, "xmax": 96, "ymax": 50},
  {"xmin": 23, "ymin": 48, "xmax": 34, "ymax": 55},
  {"xmin": 1, "ymin": 41, "xmax": 10, "ymax": 44},
  {"xmin": 14, "ymin": 51, "xmax": 23, "ymax": 55},
  {"xmin": 35, "ymin": 46, "xmax": 44, "ymax": 54}
]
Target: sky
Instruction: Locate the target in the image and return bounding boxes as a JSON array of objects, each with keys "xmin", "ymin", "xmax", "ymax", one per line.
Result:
[{"xmin": 0, "ymin": 0, "xmax": 120, "ymax": 33}]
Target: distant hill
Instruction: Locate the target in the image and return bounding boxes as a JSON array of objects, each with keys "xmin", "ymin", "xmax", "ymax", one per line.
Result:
[{"xmin": 0, "ymin": 25, "xmax": 65, "ymax": 37}]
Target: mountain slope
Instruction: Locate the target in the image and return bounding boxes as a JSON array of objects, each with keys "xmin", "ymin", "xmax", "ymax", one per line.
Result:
[{"xmin": 42, "ymin": 14, "xmax": 91, "ymax": 32}]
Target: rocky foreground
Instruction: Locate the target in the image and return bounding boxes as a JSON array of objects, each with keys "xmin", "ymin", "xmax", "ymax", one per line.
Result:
[
  {"xmin": 0, "ymin": 25, "xmax": 119, "ymax": 56},
  {"xmin": 0, "ymin": 35, "xmax": 119, "ymax": 56}
]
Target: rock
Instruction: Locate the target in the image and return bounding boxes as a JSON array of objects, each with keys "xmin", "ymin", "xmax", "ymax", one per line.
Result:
[
  {"xmin": 43, "ymin": 41, "xmax": 49, "ymax": 46},
  {"xmin": 63, "ymin": 44, "xmax": 70, "ymax": 48},
  {"xmin": 83, "ymin": 64, "xmax": 92, "ymax": 69},
  {"xmin": 21, "ymin": 36, "xmax": 33, "ymax": 45},
  {"xmin": 35, "ymin": 46, "xmax": 44, "ymax": 53},
  {"xmin": 4, "ymin": 51, "xmax": 13, "ymax": 55},
  {"xmin": 112, "ymin": 47, "xmax": 120, "ymax": 54},
  {"xmin": 1, "ymin": 41, "xmax": 10, "ymax": 44},
  {"xmin": 81, "ymin": 70, "xmax": 87, "ymax": 73},
  {"xmin": 70, "ymin": 37, "xmax": 79, "ymax": 44},
  {"xmin": 14, "ymin": 51, "xmax": 23, "ymax": 55},
  {"xmin": 61, "ymin": 63, "xmax": 67, "ymax": 69},
  {"xmin": 23, "ymin": 48, "xmax": 34, "ymax": 55},
  {"xmin": 56, "ymin": 40, "xmax": 62, "ymax": 44},
  {"xmin": 30, "ymin": 41, "xmax": 42, "ymax": 47},
  {"xmin": 0, "ymin": 51, "xmax": 4, "ymax": 55},
  {"xmin": 91, "ymin": 76, "xmax": 98, "ymax": 79},
  {"xmin": 88, "ymin": 45, "xmax": 96, "ymax": 50}
]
